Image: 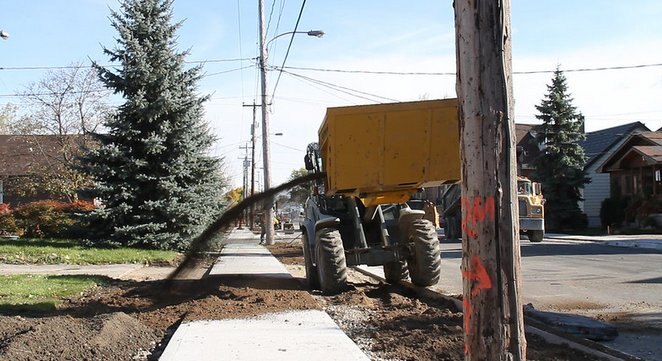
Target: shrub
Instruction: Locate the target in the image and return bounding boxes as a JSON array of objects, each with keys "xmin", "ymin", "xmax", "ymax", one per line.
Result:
[
  {"xmin": 14, "ymin": 201, "xmax": 74, "ymax": 238},
  {"xmin": 0, "ymin": 203, "xmax": 20, "ymax": 236}
]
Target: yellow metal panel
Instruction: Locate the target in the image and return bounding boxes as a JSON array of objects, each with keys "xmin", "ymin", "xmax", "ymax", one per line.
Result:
[
  {"xmin": 427, "ymin": 103, "xmax": 461, "ymax": 185},
  {"xmin": 319, "ymin": 99, "xmax": 460, "ymax": 202}
]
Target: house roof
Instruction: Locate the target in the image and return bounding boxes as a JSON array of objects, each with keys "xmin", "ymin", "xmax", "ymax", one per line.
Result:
[
  {"xmin": 598, "ymin": 131, "xmax": 662, "ymax": 172},
  {"xmin": 579, "ymin": 122, "xmax": 650, "ymax": 168},
  {"xmin": 632, "ymin": 146, "xmax": 662, "ymax": 163},
  {"xmin": 515, "ymin": 124, "xmax": 535, "ymax": 144},
  {"xmin": 0, "ymin": 134, "xmax": 87, "ymax": 176}
]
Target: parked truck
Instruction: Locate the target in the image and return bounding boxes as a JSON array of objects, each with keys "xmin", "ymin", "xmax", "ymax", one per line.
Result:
[
  {"xmin": 301, "ymin": 99, "xmax": 460, "ymax": 294},
  {"xmin": 441, "ymin": 176, "xmax": 545, "ymax": 242}
]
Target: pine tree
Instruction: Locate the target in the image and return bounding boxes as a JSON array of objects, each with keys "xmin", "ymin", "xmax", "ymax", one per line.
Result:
[
  {"xmin": 532, "ymin": 68, "xmax": 590, "ymax": 230},
  {"xmin": 81, "ymin": 0, "xmax": 226, "ymax": 250}
]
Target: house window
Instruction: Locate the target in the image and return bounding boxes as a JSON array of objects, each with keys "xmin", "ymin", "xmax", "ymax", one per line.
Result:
[{"xmin": 656, "ymin": 169, "xmax": 661, "ymax": 182}]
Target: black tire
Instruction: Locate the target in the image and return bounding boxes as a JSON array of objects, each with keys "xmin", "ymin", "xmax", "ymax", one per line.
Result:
[
  {"xmin": 406, "ymin": 219, "xmax": 442, "ymax": 287},
  {"xmin": 527, "ymin": 230, "xmax": 544, "ymax": 243},
  {"xmin": 383, "ymin": 260, "xmax": 409, "ymax": 284},
  {"xmin": 302, "ymin": 231, "xmax": 319, "ymax": 289},
  {"xmin": 315, "ymin": 228, "xmax": 348, "ymax": 295}
]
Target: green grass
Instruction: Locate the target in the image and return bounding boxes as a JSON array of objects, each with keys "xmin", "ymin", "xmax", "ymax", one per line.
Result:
[
  {"xmin": 0, "ymin": 238, "xmax": 178, "ymax": 265},
  {"xmin": 0, "ymin": 274, "xmax": 109, "ymax": 311}
]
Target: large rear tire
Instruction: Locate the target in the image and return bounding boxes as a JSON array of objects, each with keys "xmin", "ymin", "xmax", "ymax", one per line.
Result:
[
  {"xmin": 383, "ymin": 260, "xmax": 409, "ymax": 284},
  {"xmin": 407, "ymin": 219, "xmax": 442, "ymax": 287},
  {"xmin": 527, "ymin": 230, "xmax": 544, "ymax": 243},
  {"xmin": 302, "ymin": 231, "xmax": 319, "ymax": 289},
  {"xmin": 315, "ymin": 228, "xmax": 347, "ymax": 295}
]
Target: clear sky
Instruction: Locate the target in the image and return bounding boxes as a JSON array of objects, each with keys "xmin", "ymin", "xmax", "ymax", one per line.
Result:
[{"xmin": 1, "ymin": 1, "xmax": 661, "ymax": 188}]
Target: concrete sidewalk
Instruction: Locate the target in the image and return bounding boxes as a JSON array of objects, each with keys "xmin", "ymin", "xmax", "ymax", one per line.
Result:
[
  {"xmin": 160, "ymin": 228, "xmax": 369, "ymax": 361},
  {"xmin": 546, "ymin": 233, "xmax": 662, "ymax": 251},
  {"xmin": 0, "ymin": 263, "xmax": 143, "ymax": 278}
]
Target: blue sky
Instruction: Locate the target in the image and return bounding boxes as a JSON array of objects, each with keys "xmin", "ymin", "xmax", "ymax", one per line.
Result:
[{"xmin": 1, "ymin": 1, "xmax": 661, "ymax": 187}]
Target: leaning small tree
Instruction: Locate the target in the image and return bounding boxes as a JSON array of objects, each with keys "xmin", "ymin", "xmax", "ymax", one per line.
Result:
[
  {"xmin": 532, "ymin": 68, "xmax": 590, "ymax": 230},
  {"xmin": 81, "ymin": 0, "xmax": 226, "ymax": 250}
]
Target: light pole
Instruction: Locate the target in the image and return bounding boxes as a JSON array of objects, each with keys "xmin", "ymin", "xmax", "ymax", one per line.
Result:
[{"xmin": 258, "ymin": 0, "xmax": 323, "ymax": 245}]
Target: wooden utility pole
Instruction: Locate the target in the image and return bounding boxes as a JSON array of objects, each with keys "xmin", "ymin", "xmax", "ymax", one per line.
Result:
[
  {"xmin": 454, "ymin": 1, "xmax": 526, "ymax": 360},
  {"xmin": 243, "ymin": 101, "xmax": 260, "ymax": 229}
]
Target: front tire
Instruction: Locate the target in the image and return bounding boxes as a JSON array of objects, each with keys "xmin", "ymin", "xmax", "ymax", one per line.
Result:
[
  {"xmin": 383, "ymin": 260, "xmax": 409, "ymax": 284},
  {"xmin": 407, "ymin": 219, "xmax": 442, "ymax": 287},
  {"xmin": 527, "ymin": 230, "xmax": 544, "ymax": 243},
  {"xmin": 302, "ymin": 231, "xmax": 319, "ymax": 289},
  {"xmin": 315, "ymin": 228, "xmax": 347, "ymax": 295}
]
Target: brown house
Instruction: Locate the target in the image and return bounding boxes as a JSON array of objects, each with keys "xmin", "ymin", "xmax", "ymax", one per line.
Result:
[
  {"xmin": 0, "ymin": 134, "xmax": 89, "ymax": 205},
  {"xmin": 597, "ymin": 131, "xmax": 662, "ymax": 226}
]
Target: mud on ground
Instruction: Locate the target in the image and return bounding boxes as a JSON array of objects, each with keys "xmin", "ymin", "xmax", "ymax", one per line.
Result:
[
  {"xmin": 0, "ymin": 242, "xmax": 608, "ymax": 361},
  {"xmin": 269, "ymin": 242, "xmax": 609, "ymax": 361},
  {"xmin": 0, "ymin": 256, "xmax": 318, "ymax": 361}
]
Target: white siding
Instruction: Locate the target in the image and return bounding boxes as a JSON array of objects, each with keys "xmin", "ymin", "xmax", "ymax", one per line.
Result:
[{"xmin": 583, "ymin": 166, "xmax": 610, "ymax": 227}]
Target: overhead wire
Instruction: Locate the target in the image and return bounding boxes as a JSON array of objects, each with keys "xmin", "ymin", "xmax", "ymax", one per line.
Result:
[
  {"xmin": 281, "ymin": 69, "xmax": 399, "ymax": 103},
  {"xmin": 272, "ymin": 141, "xmax": 304, "ymax": 152},
  {"xmin": 276, "ymin": 62, "xmax": 662, "ymax": 76},
  {"xmin": 269, "ymin": 0, "xmax": 307, "ymax": 101},
  {"xmin": 0, "ymin": 57, "xmax": 256, "ymax": 71}
]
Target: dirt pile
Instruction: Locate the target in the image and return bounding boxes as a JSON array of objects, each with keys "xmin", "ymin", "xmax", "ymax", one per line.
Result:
[
  {"xmin": 0, "ymin": 259, "xmax": 318, "ymax": 360},
  {"xmin": 0, "ymin": 313, "xmax": 156, "ymax": 361}
]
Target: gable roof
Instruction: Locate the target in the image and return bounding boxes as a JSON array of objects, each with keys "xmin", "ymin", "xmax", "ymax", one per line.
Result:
[
  {"xmin": 515, "ymin": 124, "xmax": 535, "ymax": 144},
  {"xmin": 0, "ymin": 134, "xmax": 87, "ymax": 176},
  {"xmin": 632, "ymin": 145, "xmax": 662, "ymax": 163},
  {"xmin": 598, "ymin": 131, "xmax": 662, "ymax": 172},
  {"xmin": 579, "ymin": 122, "xmax": 650, "ymax": 168}
]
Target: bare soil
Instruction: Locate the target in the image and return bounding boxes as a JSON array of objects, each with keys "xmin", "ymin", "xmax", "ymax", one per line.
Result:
[
  {"xmin": 268, "ymin": 243, "xmax": 609, "ymax": 361},
  {"xmin": 0, "ymin": 242, "xmax": 608, "ymax": 360}
]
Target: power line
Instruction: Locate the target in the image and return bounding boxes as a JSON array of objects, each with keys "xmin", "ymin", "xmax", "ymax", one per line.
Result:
[
  {"xmin": 0, "ymin": 57, "xmax": 256, "ymax": 71},
  {"xmin": 270, "ymin": 0, "xmax": 307, "ymax": 101},
  {"xmin": 282, "ymin": 69, "xmax": 399, "ymax": 103},
  {"xmin": 0, "ymin": 66, "xmax": 254, "ymax": 98},
  {"xmin": 272, "ymin": 141, "xmax": 304, "ymax": 152},
  {"xmin": 276, "ymin": 62, "xmax": 662, "ymax": 76}
]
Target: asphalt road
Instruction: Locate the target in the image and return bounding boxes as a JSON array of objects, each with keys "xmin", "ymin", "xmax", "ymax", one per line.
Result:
[
  {"xmin": 430, "ymin": 236, "xmax": 662, "ymax": 360},
  {"xmin": 435, "ymin": 237, "xmax": 662, "ymax": 322}
]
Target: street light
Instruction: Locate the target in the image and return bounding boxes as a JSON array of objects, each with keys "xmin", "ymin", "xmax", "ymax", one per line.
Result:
[
  {"xmin": 0, "ymin": 30, "xmax": 9, "ymax": 40},
  {"xmin": 265, "ymin": 30, "xmax": 325, "ymax": 48},
  {"xmin": 258, "ymin": 0, "xmax": 323, "ymax": 245}
]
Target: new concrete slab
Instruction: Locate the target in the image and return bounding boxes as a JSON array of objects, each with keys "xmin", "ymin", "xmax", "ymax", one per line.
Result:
[
  {"xmin": 159, "ymin": 309, "xmax": 370, "ymax": 361},
  {"xmin": 208, "ymin": 243, "xmax": 291, "ymax": 277}
]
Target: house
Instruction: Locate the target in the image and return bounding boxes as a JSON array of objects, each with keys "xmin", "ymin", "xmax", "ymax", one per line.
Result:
[
  {"xmin": 515, "ymin": 124, "xmax": 539, "ymax": 179},
  {"xmin": 0, "ymin": 134, "xmax": 89, "ymax": 205},
  {"xmin": 597, "ymin": 130, "xmax": 662, "ymax": 222},
  {"xmin": 577, "ymin": 122, "xmax": 651, "ymax": 227}
]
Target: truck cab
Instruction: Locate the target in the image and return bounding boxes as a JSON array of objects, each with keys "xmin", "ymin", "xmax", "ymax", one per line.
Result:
[{"xmin": 517, "ymin": 177, "xmax": 545, "ymax": 242}]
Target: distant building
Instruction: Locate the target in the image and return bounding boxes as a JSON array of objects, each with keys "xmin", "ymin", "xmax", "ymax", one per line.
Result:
[
  {"xmin": 578, "ymin": 122, "xmax": 650, "ymax": 227},
  {"xmin": 598, "ymin": 131, "xmax": 662, "ymax": 199},
  {"xmin": 0, "ymin": 134, "xmax": 89, "ymax": 205},
  {"xmin": 515, "ymin": 124, "xmax": 539, "ymax": 179}
]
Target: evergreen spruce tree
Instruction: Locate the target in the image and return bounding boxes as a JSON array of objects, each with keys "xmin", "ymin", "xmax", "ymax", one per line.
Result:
[
  {"xmin": 532, "ymin": 68, "xmax": 590, "ymax": 230},
  {"xmin": 81, "ymin": 0, "xmax": 226, "ymax": 250}
]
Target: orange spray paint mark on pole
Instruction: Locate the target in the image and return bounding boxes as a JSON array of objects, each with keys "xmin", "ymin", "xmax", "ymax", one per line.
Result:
[
  {"xmin": 461, "ymin": 256, "xmax": 493, "ymax": 354},
  {"xmin": 461, "ymin": 196, "xmax": 495, "ymax": 238}
]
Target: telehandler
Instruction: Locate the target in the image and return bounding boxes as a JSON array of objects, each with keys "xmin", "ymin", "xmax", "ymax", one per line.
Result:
[{"xmin": 300, "ymin": 99, "xmax": 460, "ymax": 294}]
